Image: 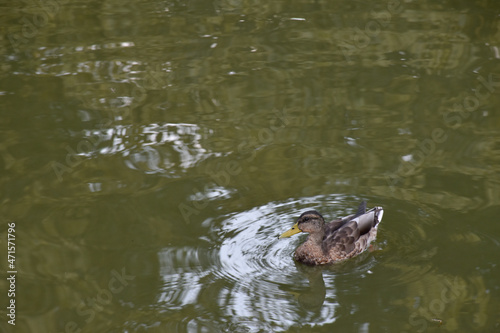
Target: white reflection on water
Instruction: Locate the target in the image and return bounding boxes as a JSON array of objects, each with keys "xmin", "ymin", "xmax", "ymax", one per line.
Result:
[
  {"xmin": 158, "ymin": 246, "xmax": 217, "ymax": 309},
  {"xmin": 79, "ymin": 122, "xmax": 220, "ymax": 175}
]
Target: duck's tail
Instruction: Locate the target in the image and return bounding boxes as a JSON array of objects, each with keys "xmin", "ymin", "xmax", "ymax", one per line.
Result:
[{"xmin": 353, "ymin": 200, "xmax": 367, "ymax": 218}]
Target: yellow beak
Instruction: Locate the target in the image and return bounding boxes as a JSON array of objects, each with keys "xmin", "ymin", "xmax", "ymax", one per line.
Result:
[{"xmin": 279, "ymin": 222, "xmax": 302, "ymax": 239}]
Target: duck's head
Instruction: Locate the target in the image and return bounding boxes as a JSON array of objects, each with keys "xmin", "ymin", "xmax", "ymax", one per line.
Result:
[{"xmin": 279, "ymin": 210, "xmax": 325, "ymax": 238}]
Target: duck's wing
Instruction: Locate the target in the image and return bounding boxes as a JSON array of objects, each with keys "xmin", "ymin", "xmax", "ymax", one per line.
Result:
[
  {"xmin": 322, "ymin": 205, "xmax": 384, "ymax": 256},
  {"xmin": 322, "ymin": 219, "xmax": 361, "ymax": 255}
]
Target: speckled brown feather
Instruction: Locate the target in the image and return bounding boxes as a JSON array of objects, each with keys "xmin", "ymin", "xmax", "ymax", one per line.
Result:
[{"xmin": 291, "ymin": 202, "xmax": 384, "ymax": 265}]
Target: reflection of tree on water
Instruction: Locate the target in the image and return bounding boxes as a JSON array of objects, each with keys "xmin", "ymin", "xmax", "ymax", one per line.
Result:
[{"xmin": 390, "ymin": 265, "xmax": 491, "ymax": 332}]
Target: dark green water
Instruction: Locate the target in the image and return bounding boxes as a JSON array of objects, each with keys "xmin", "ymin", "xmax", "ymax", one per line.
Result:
[{"xmin": 1, "ymin": 0, "xmax": 500, "ymax": 332}]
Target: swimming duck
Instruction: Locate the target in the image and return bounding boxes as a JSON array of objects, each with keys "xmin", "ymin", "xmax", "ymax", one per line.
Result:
[{"xmin": 279, "ymin": 201, "xmax": 384, "ymax": 265}]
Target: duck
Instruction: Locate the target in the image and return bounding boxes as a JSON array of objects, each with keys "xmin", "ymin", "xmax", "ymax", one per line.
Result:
[{"xmin": 279, "ymin": 201, "xmax": 384, "ymax": 265}]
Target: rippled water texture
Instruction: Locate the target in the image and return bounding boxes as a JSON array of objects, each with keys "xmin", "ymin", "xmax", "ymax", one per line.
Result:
[{"xmin": 2, "ymin": 0, "xmax": 500, "ymax": 332}]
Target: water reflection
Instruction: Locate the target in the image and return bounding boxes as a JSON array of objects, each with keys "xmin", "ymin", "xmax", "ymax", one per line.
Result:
[
  {"xmin": 290, "ymin": 264, "xmax": 327, "ymax": 311},
  {"xmin": 123, "ymin": 123, "xmax": 217, "ymax": 175},
  {"xmin": 394, "ymin": 268, "xmax": 490, "ymax": 332}
]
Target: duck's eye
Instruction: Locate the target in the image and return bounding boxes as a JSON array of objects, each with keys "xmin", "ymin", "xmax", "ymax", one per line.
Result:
[{"xmin": 303, "ymin": 217, "xmax": 309, "ymax": 222}]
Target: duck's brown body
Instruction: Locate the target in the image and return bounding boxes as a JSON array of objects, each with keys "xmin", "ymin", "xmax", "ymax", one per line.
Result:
[{"xmin": 280, "ymin": 202, "xmax": 384, "ymax": 265}]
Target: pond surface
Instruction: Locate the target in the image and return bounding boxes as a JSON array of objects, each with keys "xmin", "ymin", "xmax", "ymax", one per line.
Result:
[{"xmin": 1, "ymin": 0, "xmax": 500, "ymax": 332}]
